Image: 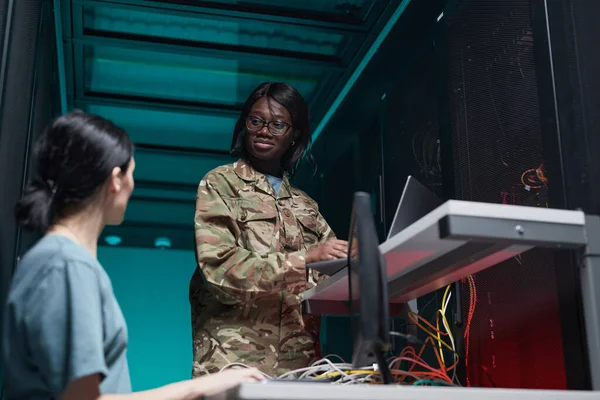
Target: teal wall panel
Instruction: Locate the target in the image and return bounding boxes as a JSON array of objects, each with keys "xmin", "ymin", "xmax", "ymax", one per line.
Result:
[
  {"xmin": 84, "ymin": 46, "xmax": 320, "ymax": 105},
  {"xmin": 133, "ymin": 151, "xmax": 231, "ymax": 185},
  {"xmin": 124, "ymin": 198, "xmax": 192, "ymax": 226},
  {"xmin": 98, "ymin": 247, "xmax": 196, "ymax": 391},
  {"xmin": 86, "ymin": 104, "xmax": 236, "ymax": 152},
  {"xmin": 83, "ymin": 5, "xmax": 346, "ymax": 57}
]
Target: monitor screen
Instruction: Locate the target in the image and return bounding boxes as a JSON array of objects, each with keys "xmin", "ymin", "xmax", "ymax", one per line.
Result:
[{"xmin": 348, "ymin": 192, "xmax": 391, "ymax": 382}]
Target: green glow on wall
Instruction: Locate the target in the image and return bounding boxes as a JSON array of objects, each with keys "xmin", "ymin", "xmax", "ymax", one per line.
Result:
[
  {"xmin": 98, "ymin": 247, "xmax": 196, "ymax": 390},
  {"xmin": 311, "ymin": 0, "xmax": 413, "ymax": 144}
]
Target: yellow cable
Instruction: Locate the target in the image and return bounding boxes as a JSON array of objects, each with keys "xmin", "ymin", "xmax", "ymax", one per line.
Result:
[
  {"xmin": 438, "ymin": 310, "xmax": 455, "ymax": 350},
  {"xmin": 316, "ymin": 370, "xmax": 378, "ymax": 379},
  {"xmin": 437, "ymin": 308, "xmax": 458, "ymax": 369},
  {"xmin": 437, "ymin": 285, "xmax": 451, "ymax": 364},
  {"xmin": 408, "ymin": 312, "xmax": 454, "ymax": 353}
]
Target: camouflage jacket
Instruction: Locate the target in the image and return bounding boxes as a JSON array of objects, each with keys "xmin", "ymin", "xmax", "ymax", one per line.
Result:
[{"xmin": 190, "ymin": 159, "xmax": 335, "ymax": 378}]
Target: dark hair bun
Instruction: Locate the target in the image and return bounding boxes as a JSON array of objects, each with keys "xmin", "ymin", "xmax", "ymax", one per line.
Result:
[
  {"xmin": 15, "ymin": 181, "xmax": 55, "ymax": 232},
  {"xmin": 15, "ymin": 110, "xmax": 133, "ymax": 232}
]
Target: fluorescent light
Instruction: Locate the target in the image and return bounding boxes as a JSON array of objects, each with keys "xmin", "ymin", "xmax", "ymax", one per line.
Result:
[
  {"xmin": 104, "ymin": 235, "xmax": 122, "ymax": 246},
  {"xmin": 154, "ymin": 237, "xmax": 172, "ymax": 249}
]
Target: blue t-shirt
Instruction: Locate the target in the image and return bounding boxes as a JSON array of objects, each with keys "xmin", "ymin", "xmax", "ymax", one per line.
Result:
[
  {"xmin": 265, "ymin": 174, "xmax": 283, "ymax": 195},
  {"xmin": 2, "ymin": 235, "xmax": 131, "ymax": 399}
]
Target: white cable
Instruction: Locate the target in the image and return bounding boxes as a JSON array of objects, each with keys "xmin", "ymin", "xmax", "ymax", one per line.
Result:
[
  {"xmin": 441, "ymin": 292, "xmax": 456, "ymax": 353},
  {"xmin": 220, "ymin": 357, "xmax": 425, "ymax": 385},
  {"xmin": 219, "ymin": 362, "xmax": 274, "ymax": 380},
  {"xmin": 439, "ymin": 292, "xmax": 459, "ymax": 385},
  {"xmin": 322, "ymin": 354, "xmax": 346, "ymax": 363},
  {"xmin": 442, "ymin": 291, "xmax": 452, "ymax": 314}
]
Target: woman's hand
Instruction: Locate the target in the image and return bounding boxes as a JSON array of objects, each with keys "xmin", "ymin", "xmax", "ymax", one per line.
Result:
[
  {"xmin": 305, "ymin": 239, "xmax": 349, "ymax": 263},
  {"xmin": 60, "ymin": 368, "xmax": 264, "ymax": 400},
  {"xmin": 191, "ymin": 368, "xmax": 264, "ymax": 398}
]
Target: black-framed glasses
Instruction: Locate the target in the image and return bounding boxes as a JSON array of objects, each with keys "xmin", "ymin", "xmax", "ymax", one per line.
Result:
[{"xmin": 245, "ymin": 116, "xmax": 291, "ymax": 136}]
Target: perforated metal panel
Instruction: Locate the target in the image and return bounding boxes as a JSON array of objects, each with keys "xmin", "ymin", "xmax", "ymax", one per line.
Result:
[
  {"xmin": 0, "ymin": 1, "xmax": 7, "ymax": 58},
  {"xmin": 443, "ymin": 0, "xmax": 567, "ymax": 389},
  {"xmin": 556, "ymin": 0, "xmax": 600, "ymax": 215},
  {"xmin": 17, "ymin": 0, "xmax": 60, "ymax": 255},
  {"xmin": 0, "ymin": 0, "xmax": 48, "ymax": 396},
  {"xmin": 0, "ymin": 0, "xmax": 41, "ymax": 306},
  {"xmin": 29, "ymin": 0, "xmax": 59, "ymax": 146}
]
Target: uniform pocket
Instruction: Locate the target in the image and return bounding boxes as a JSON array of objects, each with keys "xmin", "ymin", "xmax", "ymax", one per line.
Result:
[
  {"xmin": 231, "ymin": 198, "xmax": 277, "ymax": 254},
  {"xmin": 295, "ymin": 207, "xmax": 321, "ymax": 247}
]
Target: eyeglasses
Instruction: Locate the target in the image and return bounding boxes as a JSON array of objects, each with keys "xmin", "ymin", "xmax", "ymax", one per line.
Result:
[{"xmin": 245, "ymin": 116, "xmax": 291, "ymax": 136}]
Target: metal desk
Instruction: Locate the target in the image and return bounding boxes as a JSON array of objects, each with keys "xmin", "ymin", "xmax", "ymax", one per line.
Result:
[
  {"xmin": 302, "ymin": 200, "xmax": 586, "ymax": 308},
  {"xmin": 214, "ymin": 382, "xmax": 600, "ymax": 400},
  {"xmin": 300, "ymin": 200, "xmax": 600, "ymax": 390}
]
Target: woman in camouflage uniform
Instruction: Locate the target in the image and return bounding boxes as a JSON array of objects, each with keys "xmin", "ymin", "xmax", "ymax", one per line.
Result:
[{"xmin": 190, "ymin": 82, "xmax": 347, "ymax": 378}]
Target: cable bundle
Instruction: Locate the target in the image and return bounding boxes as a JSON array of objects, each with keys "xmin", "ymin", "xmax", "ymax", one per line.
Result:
[
  {"xmin": 220, "ymin": 352, "xmax": 458, "ymax": 386},
  {"xmin": 386, "ymin": 286, "xmax": 458, "ymax": 385},
  {"xmin": 219, "ymin": 282, "xmax": 478, "ymax": 387},
  {"xmin": 221, "ymin": 357, "xmax": 417, "ymax": 385}
]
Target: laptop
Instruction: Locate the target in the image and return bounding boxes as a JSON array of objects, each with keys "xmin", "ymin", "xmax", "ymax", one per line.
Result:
[
  {"xmin": 307, "ymin": 176, "xmax": 442, "ymax": 276},
  {"xmin": 386, "ymin": 175, "xmax": 443, "ymax": 240}
]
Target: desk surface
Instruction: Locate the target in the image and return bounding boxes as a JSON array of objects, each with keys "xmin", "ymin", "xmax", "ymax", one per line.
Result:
[
  {"xmin": 302, "ymin": 200, "xmax": 586, "ymax": 314},
  {"xmin": 216, "ymin": 382, "xmax": 598, "ymax": 400}
]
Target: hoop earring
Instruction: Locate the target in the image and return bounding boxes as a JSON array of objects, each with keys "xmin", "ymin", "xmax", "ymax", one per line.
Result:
[{"xmin": 291, "ymin": 141, "xmax": 296, "ymax": 147}]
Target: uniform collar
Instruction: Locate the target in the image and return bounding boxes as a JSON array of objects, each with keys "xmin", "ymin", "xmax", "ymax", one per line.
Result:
[
  {"xmin": 232, "ymin": 158, "xmax": 255, "ymax": 181},
  {"xmin": 233, "ymin": 159, "xmax": 293, "ymax": 199}
]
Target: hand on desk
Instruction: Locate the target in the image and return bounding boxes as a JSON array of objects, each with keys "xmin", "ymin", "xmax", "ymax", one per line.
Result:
[{"xmin": 306, "ymin": 239, "xmax": 348, "ymax": 263}]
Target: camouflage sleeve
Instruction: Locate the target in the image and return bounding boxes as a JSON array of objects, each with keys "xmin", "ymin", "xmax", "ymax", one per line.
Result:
[
  {"xmin": 310, "ymin": 209, "xmax": 337, "ymax": 284},
  {"xmin": 194, "ymin": 178, "xmax": 307, "ymax": 302},
  {"xmin": 316, "ymin": 210, "xmax": 336, "ymax": 243}
]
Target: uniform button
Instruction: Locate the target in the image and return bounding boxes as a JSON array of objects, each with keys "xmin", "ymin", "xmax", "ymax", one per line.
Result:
[{"xmin": 284, "ymin": 209, "xmax": 291, "ymax": 217}]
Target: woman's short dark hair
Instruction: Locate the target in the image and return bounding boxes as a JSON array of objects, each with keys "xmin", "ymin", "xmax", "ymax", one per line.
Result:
[
  {"xmin": 230, "ymin": 82, "xmax": 315, "ymax": 176},
  {"xmin": 16, "ymin": 110, "xmax": 133, "ymax": 232}
]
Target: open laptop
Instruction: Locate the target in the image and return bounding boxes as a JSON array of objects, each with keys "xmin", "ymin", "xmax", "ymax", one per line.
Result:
[
  {"xmin": 386, "ymin": 175, "xmax": 443, "ymax": 240},
  {"xmin": 307, "ymin": 176, "xmax": 442, "ymax": 276}
]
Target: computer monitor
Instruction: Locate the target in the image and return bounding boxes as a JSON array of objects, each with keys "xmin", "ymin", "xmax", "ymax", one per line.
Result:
[
  {"xmin": 347, "ymin": 192, "xmax": 393, "ymax": 384},
  {"xmin": 387, "ymin": 175, "xmax": 443, "ymax": 240}
]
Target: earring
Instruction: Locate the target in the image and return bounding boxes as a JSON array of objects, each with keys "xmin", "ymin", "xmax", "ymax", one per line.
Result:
[{"xmin": 291, "ymin": 141, "xmax": 296, "ymax": 146}]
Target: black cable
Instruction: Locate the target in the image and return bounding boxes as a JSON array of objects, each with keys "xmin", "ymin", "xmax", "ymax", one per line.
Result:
[
  {"xmin": 453, "ymin": 281, "xmax": 466, "ymax": 385},
  {"xmin": 374, "ymin": 343, "xmax": 393, "ymax": 385}
]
